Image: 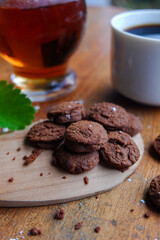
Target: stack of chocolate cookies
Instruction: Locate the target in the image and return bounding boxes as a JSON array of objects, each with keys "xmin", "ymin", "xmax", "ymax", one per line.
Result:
[
  {"xmin": 53, "ymin": 120, "xmax": 108, "ymax": 173},
  {"xmin": 89, "ymin": 102, "xmax": 141, "ymax": 171},
  {"xmin": 27, "ymin": 101, "xmax": 142, "ymax": 173}
]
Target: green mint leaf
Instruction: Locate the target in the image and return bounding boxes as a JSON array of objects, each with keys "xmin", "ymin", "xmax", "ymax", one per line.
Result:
[{"xmin": 0, "ymin": 81, "xmax": 36, "ymax": 130}]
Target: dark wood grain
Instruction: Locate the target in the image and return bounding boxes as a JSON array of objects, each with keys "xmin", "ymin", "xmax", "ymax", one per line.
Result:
[{"xmin": 0, "ymin": 6, "xmax": 160, "ymax": 240}]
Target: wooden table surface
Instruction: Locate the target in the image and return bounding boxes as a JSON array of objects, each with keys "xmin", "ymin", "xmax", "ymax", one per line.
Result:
[{"xmin": 0, "ymin": 6, "xmax": 160, "ymax": 240}]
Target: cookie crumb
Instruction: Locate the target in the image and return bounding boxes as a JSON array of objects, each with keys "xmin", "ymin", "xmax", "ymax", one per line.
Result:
[
  {"xmin": 6, "ymin": 152, "xmax": 9, "ymax": 155},
  {"xmin": 24, "ymin": 149, "xmax": 43, "ymax": 165},
  {"xmin": 54, "ymin": 208, "xmax": 65, "ymax": 220},
  {"xmin": 94, "ymin": 226, "xmax": 101, "ymax": 233},
  {"xmin": 144, "ymin": 211, "xmax": 151, "ymax": 218},
  {"xmin": 32, "ymin": 149, "xmax": 38, "ymax": 154},
  {"xmin": 130, "ymin": 209, "xmax": 134, "ymax": 212},
  {"xmin": 29, "ymin": 227, "xmax": 42, "ymax": 235},
  {"xmin": 8, "ymin": 177, "xmax": 14, "ymax": 182},
  {"xmin": 23, "ymin": 155, "xmax": 28, "ymax": 160},
  {"xmin": 75, "ymin": 221, "xmax": 83, "ymax": 230},
  {"xmin": 62, "ymin": 176, "xmax": 67, "ymax": 179},
  {"xmin": 84, "ymin": 176, "xmax": 89, "ymax": 185},
  {"xmin": 17, "ymin": 147, "xmax": 21, "ymax": 151},
  {"xmin": 40, "ymin": 173, "xmax": 43, "ymax": 177},
  {"xmin": 12, "ymin": 157, "xmax": 16, "ymax": 161}
]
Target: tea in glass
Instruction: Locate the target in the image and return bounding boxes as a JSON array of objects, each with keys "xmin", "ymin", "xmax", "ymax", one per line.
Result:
[{"xmin": 0, "ymin": 0, "xmax": 86, "ymax": 101}]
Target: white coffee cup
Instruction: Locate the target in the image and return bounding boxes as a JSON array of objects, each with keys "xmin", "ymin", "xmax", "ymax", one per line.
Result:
[{"xmin": 111, "ymin": 9, "xmax": 160, "ymax": 106}]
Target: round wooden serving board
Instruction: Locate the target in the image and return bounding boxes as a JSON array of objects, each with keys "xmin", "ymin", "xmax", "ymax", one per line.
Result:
[{"xmin": 0, "ymin": 126, "xmax": 144, "ymax": 207}]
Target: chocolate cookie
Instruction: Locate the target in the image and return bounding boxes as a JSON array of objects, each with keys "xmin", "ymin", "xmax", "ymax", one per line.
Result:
[
  {"xmin": 89, "ymin": 102, "xmax": 129, "ymax": 131},
  {"xmin": 53, "ymin": 144, "xmax": 99, "ymax": 174},
  {"xmin": 27, "ymin": 121, "xmax": 66, "ymax": 149},
  {"xmin": 47, "ymin": 101, "xmax": 86, "ymax": 124},
  {"xmin": 100, "ymin": 131, "xmax": 140, "ymax": 171},
  {"xmin": 122, "ymin": 113, "xmax": 142, "ymax": 136},
  {"xmin": 153, "ymin": 135, "xmax": 160, "ymax": 155},
  {"xmin": 149, "ymin": 175, "xmax": 160, "ymax": 208},
  {"xmin": 65, "ymin": 120, "xmax": 108, "ymax": 153}
]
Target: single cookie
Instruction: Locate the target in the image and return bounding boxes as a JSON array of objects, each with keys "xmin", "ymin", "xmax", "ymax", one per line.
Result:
[
  {"xmin": 122, "ymin": 113, "xmax": 142, "ymax": 136},
  {"xmin": 27, "ymin": 121, "xmax": 66, "ymax": 149},
  {"xmin": 100, "ymin": 131, "xmax": 140, "ymax": 171},
  {"xmin": 47, "ymin": 101, "xmax": 86, "ymax": 124},
  {"xmin": 149, "ymin": 175, "xmax": 160, "ymax": 208},
  {"xmin": 53, "ymin": 144, "xmax": 99, "ymax": 174},
  {"xmin": 65, "ymin": 120, "xmax": 108, "ymax": 153},
  {"xmin": 89, "ymin": 102, "xmax": 129, "ymax": 130},
  {"xmin": 153, "ymin": 135, "xmax": 160, "ymax": 155}
]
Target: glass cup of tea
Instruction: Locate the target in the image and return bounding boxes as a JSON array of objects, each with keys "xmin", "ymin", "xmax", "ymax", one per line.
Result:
[{"xmin": 0, "ymin": 0, "xmax": 87, "ymax": 101}]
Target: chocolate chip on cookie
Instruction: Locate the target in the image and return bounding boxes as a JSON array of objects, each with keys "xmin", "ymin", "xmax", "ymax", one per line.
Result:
[
  {"xmin": 122, "ymin": 113, "xmax": 142, "ymax": 136},
  {"xmin": 100, "ymin": 131, "xmax": 140, "ymax": 171},
  {"xmin": 89, "ymin": 102, "xmax": 129, "ymax": 131},
  {"xmin": 47, "ymin": 101, "xmax": 86, "ymax": 124},
  {"xmin": 149, "ymin": 175, "xmax": 160, "ymax": 208},
  {"xmin": 53, "ymin": 144, "xmax": 99, "ymax": 174},
  {"xmin": 27, "ymin": 121, "xmax": 66, "ymax": 149},
  {"xmin": 65, "ymin": 120, "xmax": 108, "ymax": 153},
  {"xmin": 153, "ymin": 135, "xmax": 160, "ymax": 155}
]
